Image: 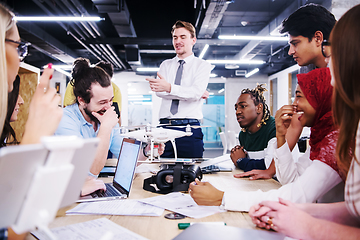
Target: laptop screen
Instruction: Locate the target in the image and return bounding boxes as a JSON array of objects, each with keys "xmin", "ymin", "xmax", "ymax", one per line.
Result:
[{"xmin": 113, "ymin": 138, "xmax": 141, "ymax": 193}]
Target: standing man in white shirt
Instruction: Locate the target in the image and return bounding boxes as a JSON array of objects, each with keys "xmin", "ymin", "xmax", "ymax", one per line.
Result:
[{"xmin": 146, "ymin": 20, "xmax": 212, "ymax": 158}]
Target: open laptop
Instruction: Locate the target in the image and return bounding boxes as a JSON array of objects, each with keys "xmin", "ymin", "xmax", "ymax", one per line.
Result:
[
  {"xmin": 0, "ymin": 144, "xmax": 48, "ymax": 229},
  {"xmin": 59, "ymin": 138, "xmax": 100, "ymax": 208},
  {"xmin": 79, "ymin": 138, "xmax": 141, "ymax": 202}
]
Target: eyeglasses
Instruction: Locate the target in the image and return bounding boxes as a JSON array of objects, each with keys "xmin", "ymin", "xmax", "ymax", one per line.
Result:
[
  {"xmin": 5, "ymin": 39, "xmax": 31, "ymax": 61},
  {"xmin": 321, "ymin": 40, "xmax": 331, "ymax": 58}
]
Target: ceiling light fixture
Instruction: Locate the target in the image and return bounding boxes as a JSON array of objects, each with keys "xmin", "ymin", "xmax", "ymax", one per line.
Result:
[
  {"xmin": 199, "ymin": 44, "xmax": 209, "ymax": 59},
  {"xmin": 240, "ymin": 21, "xmax": 248, "ymax": 26},
  {"xmin": 245, "ymin": 68, "xmax": 259, "ymax": 78},
  {"xmin": 225, "ymin": 64, "xmax": 239, "ymax": 69},
  {"xmin": 218, "ymin": 35, "xmax": 288, "ymax": 41},
  {"xmin": 209, "ymin": 73, "xmax": 217, "ymax": 77},
  {"xmin": 14, "ymin": 16, "xmax": 104, "ymax": 22},
  {"xmin": 218, "ymin": 88, "xmax": 225, "ymax": 93},
  {"xmin": 207, "ymin": 59, "xmax": 265, "ymax": 65},
  {"xmin": 136, "ymin": 67, "xmax": 160, "ymax": 72}
]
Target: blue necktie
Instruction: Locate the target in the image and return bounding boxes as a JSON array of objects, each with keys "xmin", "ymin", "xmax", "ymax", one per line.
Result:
[{"xmin": 170, "ymin": 60, "xmax": 185, "ymax": 115}]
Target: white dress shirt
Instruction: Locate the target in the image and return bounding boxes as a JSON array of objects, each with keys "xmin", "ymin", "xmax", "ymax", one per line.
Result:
[
  {"xmin": 222, "ymin": 141, "xmax": 343, "ymax": 212},
  {"xmin": 247, "ymin": 137, "xmax": 277, "ymax": 169},
  {"xmin": 156, "ymin": 54, "xmax": 212, "ymax": 119}
]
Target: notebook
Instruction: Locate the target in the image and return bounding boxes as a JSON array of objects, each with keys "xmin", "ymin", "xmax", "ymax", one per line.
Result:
[
  {"xmin": 79, "ymin": 138, "xmax": 141, "ymax": 202},
  {"xmin": 0, "ymin": 144, "xmax": 48, "ymax": 229},
  {"xmin": 59, "ymin": 138, "xmax": 100, "ymax": 208}
]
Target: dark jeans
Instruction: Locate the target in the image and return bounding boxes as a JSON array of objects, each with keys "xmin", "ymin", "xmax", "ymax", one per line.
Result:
[{"xmin": 160, "ymin": 122, "xmax": 204, "ymax": 158}]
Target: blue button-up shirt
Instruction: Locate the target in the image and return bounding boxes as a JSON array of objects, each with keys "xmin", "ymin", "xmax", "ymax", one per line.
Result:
[{"xmin": 55, "ymin": 104, "xmax": 123, "ymax": 158}]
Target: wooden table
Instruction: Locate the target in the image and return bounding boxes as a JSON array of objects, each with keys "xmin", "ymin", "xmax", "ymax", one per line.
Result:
[{"xmin": 26, "ymin": 164, "xmax": 281, "ymax": 240}]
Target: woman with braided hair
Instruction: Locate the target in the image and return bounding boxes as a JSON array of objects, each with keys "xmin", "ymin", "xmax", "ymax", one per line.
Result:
[{"xmin": 229, "ymin": 84, "xmax": 276, "ymax": 178}]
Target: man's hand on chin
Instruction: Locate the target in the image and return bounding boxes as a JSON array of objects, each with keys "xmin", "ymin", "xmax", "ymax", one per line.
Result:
[{"xmin": 92, "ymin": 106, "xmax": 118, "ymax": 129}]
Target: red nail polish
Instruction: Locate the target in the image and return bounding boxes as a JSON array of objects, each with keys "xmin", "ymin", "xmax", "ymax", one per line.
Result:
[
  {"xmin": 48, "ymin": 63, "xmax": 53, "ymax": 69},
  {"xmin": 50, "ymin": 75, "xmax": 53, "ymax": 80}
]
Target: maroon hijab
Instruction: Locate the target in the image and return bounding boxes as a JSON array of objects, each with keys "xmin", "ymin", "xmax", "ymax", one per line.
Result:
[{"xmin": 297, "ymin": 68, "xmax": 341, "ymax": 177}]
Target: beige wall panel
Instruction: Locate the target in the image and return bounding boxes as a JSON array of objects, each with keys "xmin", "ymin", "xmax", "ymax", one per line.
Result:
[{"xmin": 10, "ymin": 71, "xmax": 38, "ymax": 142}]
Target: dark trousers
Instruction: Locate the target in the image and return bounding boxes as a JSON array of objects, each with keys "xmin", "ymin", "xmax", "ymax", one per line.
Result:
[{"xmin": 160, "ymin": 121, "xmax": 204, "ymax": 158}]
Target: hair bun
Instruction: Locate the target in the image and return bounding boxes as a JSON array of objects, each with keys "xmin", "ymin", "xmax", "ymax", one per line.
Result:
[
  {"xmin": 95, "ymin": 61, "xmax": 113, "ymax": 77},
  {"xmin": 72, "ymin": 58, "xmax": 90, "ymax": 80}
]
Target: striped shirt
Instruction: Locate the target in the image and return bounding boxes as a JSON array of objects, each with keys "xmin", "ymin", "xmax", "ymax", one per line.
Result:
[{"xmin": 345, "ymin": 122, "xmax": 360, "ymax": 218}]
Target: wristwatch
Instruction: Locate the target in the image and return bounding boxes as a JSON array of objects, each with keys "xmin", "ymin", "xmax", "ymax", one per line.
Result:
[{"xmin": 236, "ymin": 158, "xmax": 246, "ymax": 165}]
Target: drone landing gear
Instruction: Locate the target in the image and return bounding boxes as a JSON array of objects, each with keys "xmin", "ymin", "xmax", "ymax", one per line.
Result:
[{"xmin": 170, "ymin": 139, "xmax": 177, "ymax": 161}]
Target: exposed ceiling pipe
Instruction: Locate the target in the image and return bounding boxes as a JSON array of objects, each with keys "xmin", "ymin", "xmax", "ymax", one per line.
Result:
[
  {"xmin": 89, "ymin": 44, "xmax": 102, "ymax": 56},
  {"xmin": 106, "ymin": 44, "xmax": 126, "ymax": 69},
  {"xmin": 48, "ymin": 0, "xmax": 124, "ymax": 68},
  {"xmin": 48, "ymin": 0, "xmax": 92, "ymax": 39},
  {"xmin": 69, "ymin": 0, "xmax": 102, "ymax": 37},
  {"xmin": 100, "ymin": 44, "xmax": 123, "ymax": 69},
  {"xmin": 62, "ymin": 0, "xmax": 98, "ymax": 38},
  {"xmin": 92, "ymin": 44, "xmax": 120, "ymax": 68},
  {"xmin": 69, "ymin": 0, "xmax": 125, "ymax": 68},
  {"xmin": 67, "ymin": 31, "xmax": 102, "ymax": 61}
]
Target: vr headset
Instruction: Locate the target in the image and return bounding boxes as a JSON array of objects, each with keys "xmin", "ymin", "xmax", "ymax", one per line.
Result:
[{"xmin": 143, "ymin": 163, "xmax": 202, "ymax": 194}]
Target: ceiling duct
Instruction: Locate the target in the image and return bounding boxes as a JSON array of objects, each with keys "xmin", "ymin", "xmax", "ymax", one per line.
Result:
[
  {"xmin": 198, "ymin": 0, "xmax": 229, "ymax": 39},
  {"xmin": 92, "ymin": 0, "xmax": 121, "ymax": 13}
]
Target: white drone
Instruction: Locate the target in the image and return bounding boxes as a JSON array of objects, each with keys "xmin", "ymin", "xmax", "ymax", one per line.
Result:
[{"xmin": 119, "ymin": 124, "xmax": 206, "ymax": 162}]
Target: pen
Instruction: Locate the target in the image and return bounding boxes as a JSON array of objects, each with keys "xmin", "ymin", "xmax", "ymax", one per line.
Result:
[{"xmin": 178, "ymin": 222, "xmax": 226, "ymax": 230}]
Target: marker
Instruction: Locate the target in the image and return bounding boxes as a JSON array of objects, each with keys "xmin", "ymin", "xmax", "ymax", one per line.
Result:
[{"xmin": 178, "ymin": 222, "xmax": 226, "ymax": 230}]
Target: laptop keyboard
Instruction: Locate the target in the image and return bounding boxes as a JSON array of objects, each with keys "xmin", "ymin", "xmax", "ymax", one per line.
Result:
[
  {"xmin": 201, "ymin": 165, "xmax": 220, "ymax": 174},
  {"xmin": 91, "ymin": 184, "xmax": 121, "ymax": 198}
]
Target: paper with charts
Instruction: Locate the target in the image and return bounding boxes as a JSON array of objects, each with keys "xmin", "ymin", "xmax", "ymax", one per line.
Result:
[
  {"xmin": 32, "ymin": 218, "xmax": 148, "ymax": 240},
  {"xmin": 66, "ymin": 199, "xmax": 164, "ymax": 216},
  {"xmin": 139, "ymin": 192, "xmax": 225, "ymax": 218}
]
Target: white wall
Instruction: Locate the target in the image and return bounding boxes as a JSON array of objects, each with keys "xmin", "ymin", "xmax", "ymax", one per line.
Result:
[
  {"xmin": 112, "ymin": 71, "xmax": 161, "ymax": 126},
  {"xmin": 268, "ymin": 64, "xmax": 299, "ymax": 109},
  {"xmin": 268, "ymin": 64, "xmax": 310, "ymax": 138},
  {"xmin": 224, "ymin": 74, "xmax": 269, "ymax": 136}
]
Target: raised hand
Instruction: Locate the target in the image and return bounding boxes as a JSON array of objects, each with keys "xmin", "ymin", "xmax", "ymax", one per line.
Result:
[
  {"xmin": 275, "ymin": 105, "xmax": 295, "ymax": 148},
  {"xmin": 146, "ymin": 72, "xmax": 171, "ymax": 93},
  {"xmin": 22, "ymin": 64, "xmax": 63, "ymax": 144}
]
